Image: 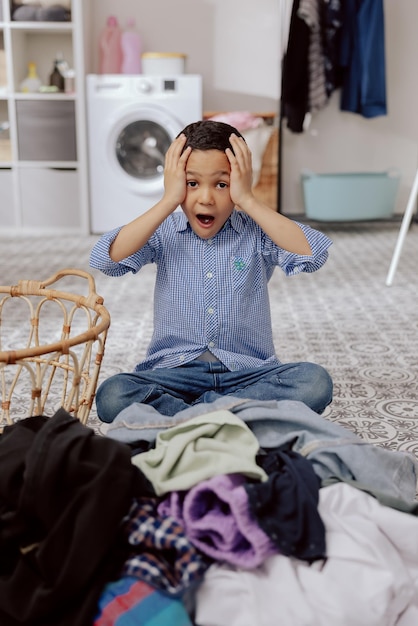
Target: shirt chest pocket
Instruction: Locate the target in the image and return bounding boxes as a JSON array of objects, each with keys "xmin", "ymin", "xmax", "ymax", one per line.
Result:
[{"xmin": 231, "ymin": 255, "xmax": 264, "ymax": 294}]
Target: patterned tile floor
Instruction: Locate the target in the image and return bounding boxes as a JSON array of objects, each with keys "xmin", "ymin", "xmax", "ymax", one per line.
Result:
[{"xmin": 1, "ymin": 220, "xmax": 418, "ymax": 456}]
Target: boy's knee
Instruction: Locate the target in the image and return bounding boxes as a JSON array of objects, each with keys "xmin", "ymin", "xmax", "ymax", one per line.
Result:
[
  {"xmin": 95, "ymin": 372, "xmax": 164, "ymax": 422},
  {"xmin": 306, "ymin": 363, "xmax": 333, "ymax": 413},
  {"xmin": 280, "ymin": 361, "xmax": 333, "ymax": 414},
  {"xmin": 95, "ymin": 375, "xmax": 127, "ymax": 423}
]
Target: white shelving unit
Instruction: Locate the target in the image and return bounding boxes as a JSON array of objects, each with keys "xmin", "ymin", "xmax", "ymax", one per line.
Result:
[{"xmin": 0, "ymin": 0, "xmax": 90, "ymax": 234}]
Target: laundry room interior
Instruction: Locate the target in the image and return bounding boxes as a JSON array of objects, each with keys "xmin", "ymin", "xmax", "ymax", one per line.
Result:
[
  {"xmin": 2, "ymin": 3, "xmax": 418, "ymax": 624},
  {"xmin": 0, "ymin": 0, "xmax": 417, "ymax": 234}
]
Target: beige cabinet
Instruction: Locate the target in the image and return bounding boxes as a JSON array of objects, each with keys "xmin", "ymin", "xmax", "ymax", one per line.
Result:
[{"xmin": 0, "ymin": 0, "xmax": 90, "ymax": 233}]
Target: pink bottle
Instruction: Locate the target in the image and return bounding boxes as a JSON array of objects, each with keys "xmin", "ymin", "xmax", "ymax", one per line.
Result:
[
  {"xmin": 99, "ymin": 16, "xmax": 122, "ymax": 74},
  {"xmin": 121, "ymin": 18, "xmax": 142, "ymax": 74}
]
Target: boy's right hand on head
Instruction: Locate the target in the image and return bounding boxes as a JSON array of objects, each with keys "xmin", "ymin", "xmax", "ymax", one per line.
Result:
[{"xmin": 163, "ymin": 134, "xmax": 191, "ymax": 209}]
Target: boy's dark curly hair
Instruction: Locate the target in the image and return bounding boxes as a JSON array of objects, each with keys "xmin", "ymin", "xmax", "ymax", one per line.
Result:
[{"xmin": 178, "ymin": 120, "xmax": 244, "ymax": 154}]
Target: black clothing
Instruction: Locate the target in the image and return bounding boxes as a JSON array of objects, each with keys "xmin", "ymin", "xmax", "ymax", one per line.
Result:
[
  {"xmin": 245, "ymin": 442, "xmax": 326, "ymax": 561},
  {"xmin": 0, "ymin": 408, "xmax": 154, "ymax": 626}
]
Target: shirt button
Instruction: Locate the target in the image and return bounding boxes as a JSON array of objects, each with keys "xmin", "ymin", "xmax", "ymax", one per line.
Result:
[
  {"xmin": 207, "ymin": 239, "xmax": 213, "ymax": 245},
  {"xmin": 206, "ymin": 272, "xmax": 213, "ymax": 278},
  {"xmin": 179, "ymin": 355, "xmax": 185, "ymax": 362},
  {"xmin": 207, "ymin": 307, "xmax": 214, "ymax": 314},
  {"xmin": 208, "ymin": 341, "xmax": 215, "ymax": 348}
]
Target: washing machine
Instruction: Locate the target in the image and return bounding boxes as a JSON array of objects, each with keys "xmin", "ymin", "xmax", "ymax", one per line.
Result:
[{"xmin": 86, "ymin": 74, "xmax": 202, "ymax": 233}]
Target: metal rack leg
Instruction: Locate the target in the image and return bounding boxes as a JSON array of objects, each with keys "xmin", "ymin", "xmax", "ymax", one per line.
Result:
[{"xmin": 385, "ymin": 168, "xmax": 418, "ymax": 286}]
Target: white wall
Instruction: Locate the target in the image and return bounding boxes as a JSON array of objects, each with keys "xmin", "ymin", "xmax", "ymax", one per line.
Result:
[
  {"xmin": 88, "ymin": 0, "xmax": 418, "ymax": 215},
  {"xmin": 89, "ymin": 0, "xmax": 280, "ymax": 112}
]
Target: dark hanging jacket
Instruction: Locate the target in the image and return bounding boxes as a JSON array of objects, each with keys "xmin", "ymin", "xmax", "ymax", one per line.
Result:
[{"xmin": 281, "ymin": 0, "xmax": 310, "ymax": 133}]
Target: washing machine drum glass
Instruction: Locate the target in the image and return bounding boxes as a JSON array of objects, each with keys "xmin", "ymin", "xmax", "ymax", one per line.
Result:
[{"xmin": 115, "ymin": 120, "xmax": 172, "ymax": 180}]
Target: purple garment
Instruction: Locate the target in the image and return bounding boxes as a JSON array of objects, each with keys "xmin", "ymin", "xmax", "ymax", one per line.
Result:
[{"xmin": 158, "ymin": 474, "xmax": 277, "ymax": 569}]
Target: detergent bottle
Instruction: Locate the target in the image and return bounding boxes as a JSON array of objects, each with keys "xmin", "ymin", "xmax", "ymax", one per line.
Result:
[
  {"xmin": 99, "ymin": 16, "xmax": 122, "ymax": 74},
  {"xmin": 121, "ymin": 18, "xmax": 142, "ymax": 74},
  {"xmin": 20, "ymin": 62, "xmax": 42, "ymax": 93}
]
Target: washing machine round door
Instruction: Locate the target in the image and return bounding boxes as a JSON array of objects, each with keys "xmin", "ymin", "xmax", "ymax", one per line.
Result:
[
  {"xmin": 109, "ymin": 107, "xmax": 183, "ymax": 196},
  {"xmin": 116, "ymin": 120, "xmax": 170, "ymax": 179}
]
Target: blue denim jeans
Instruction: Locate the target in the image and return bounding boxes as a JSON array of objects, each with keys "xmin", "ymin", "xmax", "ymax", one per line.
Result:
[{"xmin": 96, "ymin": 361, "xmax": 333, "ymax": 423}]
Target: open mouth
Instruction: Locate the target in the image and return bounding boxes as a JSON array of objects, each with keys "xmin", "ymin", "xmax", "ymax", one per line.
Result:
[{"xmin": 197, "ymin": 214, "xmax": 215, "ymax": 226}]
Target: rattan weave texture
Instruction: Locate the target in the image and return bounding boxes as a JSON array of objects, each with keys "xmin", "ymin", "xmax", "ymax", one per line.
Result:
[{"xmin": 0, "ymin": 268, "xmax": 110, "ymax": 427}]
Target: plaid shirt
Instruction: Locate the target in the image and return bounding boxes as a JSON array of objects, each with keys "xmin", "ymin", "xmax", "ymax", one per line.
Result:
[
  {"xmin": 121, "ymin": 498, "xmax": 210, "ymax": 595},
  {"xmin": 90, "ymin": 210, "xmax": 332, "ymax": 371}
]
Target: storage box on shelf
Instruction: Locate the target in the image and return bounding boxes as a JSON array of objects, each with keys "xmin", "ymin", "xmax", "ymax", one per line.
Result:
[
  {"xmin": 0, "ymin": 0, "xmax": 89, "ymax": 234},
  {"xmin": 16, "ymin": 99, "xmax": 76, "ymax": 160}
]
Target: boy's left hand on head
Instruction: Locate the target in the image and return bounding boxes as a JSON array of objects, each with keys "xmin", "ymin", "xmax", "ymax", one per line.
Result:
[
  {"xmin": 162, "ymin": 134, "xmax": 191, "ymax": 209},
  {"xmin": 226, "ymin": 134, "xmax": 254, "ymax": 209}
]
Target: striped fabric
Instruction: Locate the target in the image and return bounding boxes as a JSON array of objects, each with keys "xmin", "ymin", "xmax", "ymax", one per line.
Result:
[
  {"xmin": 298, "ymin": 0, "xmax": 328, "ymax": 113},
  {"xmin": 94, "ymin": 576, "xmax": 193, "ymax": 626}
]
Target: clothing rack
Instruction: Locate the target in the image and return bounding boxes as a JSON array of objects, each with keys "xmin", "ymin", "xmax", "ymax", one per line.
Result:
[{"xmin": 385, "ymin": 167, "xmax": 418, "ymax": 286}]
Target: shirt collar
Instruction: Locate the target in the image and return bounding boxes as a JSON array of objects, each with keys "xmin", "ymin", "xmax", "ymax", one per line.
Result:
[{"xmin": 175, "ymin": 209, "xmax": 244, "ymax": 235}]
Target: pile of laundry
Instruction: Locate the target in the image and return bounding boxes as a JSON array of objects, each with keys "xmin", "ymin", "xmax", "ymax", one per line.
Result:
[
  {"xmin": 1, "ymin": 397, "xmax": 418, "ymax": 625},
  {"xmin": 101, "ymin": 396, "xmax": 418, "ymax": 626}
]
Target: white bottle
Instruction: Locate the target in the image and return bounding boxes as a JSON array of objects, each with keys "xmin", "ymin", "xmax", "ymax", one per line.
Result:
[{"xmin": 121, "ymin": 18, "xmax": 142, "ymax": 74}]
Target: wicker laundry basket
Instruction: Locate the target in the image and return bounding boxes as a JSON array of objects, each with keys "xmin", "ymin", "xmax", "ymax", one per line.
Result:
[{"xmin": 0, "ymin": 268, "xmax": 110, "ymax": 428}]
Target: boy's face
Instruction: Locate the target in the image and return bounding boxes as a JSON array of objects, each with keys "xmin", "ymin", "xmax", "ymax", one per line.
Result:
[{"xmin": 181, "ymin": 149, "xmax": 235, "ymax": 239}]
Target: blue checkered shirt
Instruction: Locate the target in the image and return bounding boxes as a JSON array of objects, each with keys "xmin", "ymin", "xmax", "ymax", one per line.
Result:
[{"xmin": 90, "ymin": 210, "xmax": 332, "ymax": 371}]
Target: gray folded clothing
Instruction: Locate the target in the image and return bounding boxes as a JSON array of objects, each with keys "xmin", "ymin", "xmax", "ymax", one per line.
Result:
[
  {"xmin": 12, "ymin": 4, "xmax": 70, "ymax": 22},
  {"xmin": 37, "ymin": 6, "xmax": 71, "ymax": 21},
  {"xmin": 12, "ymin": 5, "xmax": 39, "ymax": 21}
]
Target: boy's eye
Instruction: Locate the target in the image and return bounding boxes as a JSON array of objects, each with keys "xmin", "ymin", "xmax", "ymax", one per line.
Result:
[
  {"xmin": 217, "ymin": 182, "xmax": 228, "ymax": 189},
  {"xmin": 187, "ymin": 181, "xmax": 197, "ymax": 187}
]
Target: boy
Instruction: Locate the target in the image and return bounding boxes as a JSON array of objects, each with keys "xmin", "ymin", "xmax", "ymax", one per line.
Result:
[{"xmin": 90, "ymin": 120, "xmax": 333, "ymax": 423}]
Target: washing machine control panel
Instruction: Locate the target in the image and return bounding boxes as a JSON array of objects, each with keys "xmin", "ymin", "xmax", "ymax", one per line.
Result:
[
  {"xmin": 163, "ymin": 80, "xmax": 176, "ymax": 91},
  {"xmin": 136, "ymin": 78, "xmax": 179, "ymax": 95},
  {"xmin": 137, "ymin": 79, "xmax": 153, "ymax": 94}
]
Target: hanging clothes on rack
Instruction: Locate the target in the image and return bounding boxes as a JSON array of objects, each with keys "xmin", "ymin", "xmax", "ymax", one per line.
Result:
[
  {"xmin": 298, "ymin": 0, "xmax": 328, "ymax": 115},
  {"xmin": 340, "ymin": 0, "xmax": 387, "ymax": 118},
  {"xmin": 281, "ymin": 0, "xmax": 310, "ymax": 133},
  {"xmin": 281, "ymin": 0, "xmax": 387, "ymax": 133},
  {"xmin": 321, "ymin": 0, "xmax": 345, "ymax": 98}
]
